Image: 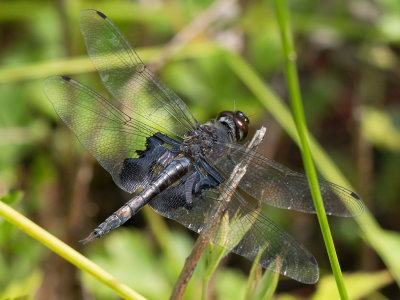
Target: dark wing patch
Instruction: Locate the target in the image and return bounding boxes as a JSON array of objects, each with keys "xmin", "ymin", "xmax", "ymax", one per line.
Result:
[{"xmin": 120, "ymin": 134, "xmax": 177, "ymax": 193}]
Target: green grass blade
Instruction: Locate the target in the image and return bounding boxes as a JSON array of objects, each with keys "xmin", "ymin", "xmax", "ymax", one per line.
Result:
[
  {"xmin": 0, "ymin": 44, "xmax": 219, "ymax": 83},
  {"xmin": 0, "ymin": 198, "xmax": 147, "ymax": 300},
  {"xmin": 254, "ymin": 268, "xmax": 279, "ymax": 300},
  {"xmin": 274, "ymin": 1, "xmax": 348, "ymax": 298},
  {"xmin": 244, "ymin": 243, "xmax": 279, "ymax": 300}
]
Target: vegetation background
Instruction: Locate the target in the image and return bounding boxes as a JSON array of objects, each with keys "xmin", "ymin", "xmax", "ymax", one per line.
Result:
[{"xmin": 0, "ymin": 0, "xmax": 399, "ymax": 299}]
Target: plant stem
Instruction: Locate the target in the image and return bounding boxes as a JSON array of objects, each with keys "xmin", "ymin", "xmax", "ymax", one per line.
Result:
[
  {"xmin": 201, "ymin": 275, "xmax": 209, "ymax": 300},
  {"xmin": 170, "ymin": 127, "xmax": 266, "ymax": 300},
  {"xmin": 0, "ymin": 200, "xmax": 146, "ymax": 300},
  {"xmin": 273, "ymin": 0, "xmax": 349, "ymax": 299}
]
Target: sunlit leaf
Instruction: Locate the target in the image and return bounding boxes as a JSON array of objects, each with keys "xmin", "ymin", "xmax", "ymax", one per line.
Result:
[
  {"xmin": 245, "ymin": 244, "xmax": 280, "ymax": 300},
  {"xmin": 214, "ymin": 269, "xmax": 248, "ymax": 300},
  {"xmin": 0, "ymin": 269, "xmax": 42, "ymax": 299},
  {"xmin": 311, "ymin": 270, "xmax": 393, "ymax": 300},
  {"xmin": 362, "ymin": 107, "xmax": 400, "ymax": 152},
  {"xmin": 81, "ymin": 229, "xmax": 172, "ymax": 300},
  {"xmin": 0, "ymin": 191, "xmax": 23, "ymax": 206}
]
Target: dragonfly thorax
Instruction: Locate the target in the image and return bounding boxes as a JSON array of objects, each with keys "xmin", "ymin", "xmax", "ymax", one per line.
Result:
[{"xmin": 180, "ymin": 125, "xmax": 219, "ymax": 159}]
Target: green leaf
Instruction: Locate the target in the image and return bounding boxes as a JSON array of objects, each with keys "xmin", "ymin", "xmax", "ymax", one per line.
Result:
[
  {"xmin": 311, "ymin": 270, "xmax": 393, "ymax": 300},
  {"xmin": 254, "ymin": 268, "xmax": 280, "ymax": 300},
  {"xmin": 201, "ymin": 204, "xmax": 260, "ymax": 299},
  {"xmin": 0, "ymin": 190, "xmax": 23, "ymax": 206},
  {"xmin": 361, "ymin": 107, "xmax": 400, "ymax": 152},
  {"xmin": 0, "ymin": 269, "xmax": 43, "ymax": 299},
  {"xmin": 245, "ymin": 238, "xmax": 279, "ymax": 300},
  {"xmin": 0, "ymin": 191, "xmax": 24, "ymax": 229},
  {"xmin": 82, "ymin": 229, "xmax": 170, "ymax": 300},
  {"xmin": 214, "ymin": 269, "xmax": 248, "ymax": 300}
]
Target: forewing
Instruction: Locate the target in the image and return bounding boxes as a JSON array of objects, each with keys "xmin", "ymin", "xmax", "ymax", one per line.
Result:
[
  {"xmin": 78, "ymin": 9, "xmax": 198, "ymax": 140},
  {"xmin": 212, "ymin": 143, "xmax": 364, "ymax": 217},
  {"xmin": 43, "ymin": 76, "xmax": 171, "ymax": 192},
  {"xmin": 150, "ymin": 185, "xmax": 319, "ymax": 284}
]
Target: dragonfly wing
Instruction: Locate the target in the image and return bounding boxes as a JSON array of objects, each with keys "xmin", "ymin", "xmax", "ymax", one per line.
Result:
[
  {"xmin": 78, "ymin": 9, "xmax": 199, "ymax": 141},
  {"xmin": 43, "ymin": 76, "xmax": 178, "ymax": 193},
  {"xmin": 150, "ymin": 184, "xmax": 319, "ymax": 284},
  {"xmin": 211, "ymin": 142, "xmax": 364, "ymax": 217}
]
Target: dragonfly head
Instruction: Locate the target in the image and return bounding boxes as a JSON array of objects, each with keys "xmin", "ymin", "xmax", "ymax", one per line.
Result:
[{"xmin": 217, "ymin": 111, "xmax": 249, "ymax": 142}]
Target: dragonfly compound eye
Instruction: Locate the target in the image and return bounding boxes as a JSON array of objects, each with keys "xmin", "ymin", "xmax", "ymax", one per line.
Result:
[{"xmin": 234, "ymin": 111, "xmax": 249, "ymax": 142}]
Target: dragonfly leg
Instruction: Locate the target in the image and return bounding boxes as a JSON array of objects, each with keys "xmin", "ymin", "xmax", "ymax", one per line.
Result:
[
  {"xmin": 184, "ymin": 172, "xmax": 197, "ymax": 208},
  {"xmin": 198, "ymin": 159, "xmax": 224, "ymax": 184}
]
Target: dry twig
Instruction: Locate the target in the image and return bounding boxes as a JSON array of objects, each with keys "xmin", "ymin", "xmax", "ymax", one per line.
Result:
[{"xmin": 170, "ymin": 127, "xmax": 266, "ymax": 300}]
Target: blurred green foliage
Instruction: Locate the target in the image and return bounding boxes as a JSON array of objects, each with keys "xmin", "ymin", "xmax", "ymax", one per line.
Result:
[{"xmin": 1, "ymin": 0, "xmax": 400, "ymax": 299}]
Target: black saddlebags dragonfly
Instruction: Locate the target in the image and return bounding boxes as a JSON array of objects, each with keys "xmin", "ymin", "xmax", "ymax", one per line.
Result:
[{"xmin": 43, "ymin": 10, "xmax": 364, "ymax": 284}]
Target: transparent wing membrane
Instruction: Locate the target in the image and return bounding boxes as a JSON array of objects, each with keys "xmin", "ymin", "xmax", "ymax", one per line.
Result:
[
  {"xmin": 79, "ymin": 10, "xmax": 198, "ymax": 141},
  {"xmin": 211, "ymin": 142, "xmax": 364, "ymax": 217},
  {"xmin": 150, "ymin": 185, "xmax": 319, "ymax": 284},
  {"xmin": 43, "ymin": 76, "xmax": 179, "ymax": 192}
]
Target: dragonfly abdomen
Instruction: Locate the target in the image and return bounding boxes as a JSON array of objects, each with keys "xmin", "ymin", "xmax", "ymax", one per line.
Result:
[{"xmin": 80, "ymin": 157, "xmax": 192, "ymax": 244}]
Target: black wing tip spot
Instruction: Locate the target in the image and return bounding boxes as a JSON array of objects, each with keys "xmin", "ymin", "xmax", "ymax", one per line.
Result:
[
  {"xmin": 351, "ymin": 191, "xmax": 361, "ymax": 200},
  {"xmin": 61, "ymin": 76, "xmax": 71, "ymax": 82},
  {"xmin": 96, "ymin": 10, "xmax": 107, "ymax": 19}
]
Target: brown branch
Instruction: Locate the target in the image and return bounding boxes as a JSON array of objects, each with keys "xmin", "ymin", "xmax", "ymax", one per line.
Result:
[{"xmin": 170, "ymin": 127, "xmax": 266, "ymax": 300}]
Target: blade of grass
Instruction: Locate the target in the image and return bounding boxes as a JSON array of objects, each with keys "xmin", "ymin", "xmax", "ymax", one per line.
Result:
[
  {"xmin": 0, "ymin": 199, "xmax": 147, "ymax": 300},
  {"xmin": 201, "ymin": 242, "xmax": 225, "ymax": 300},
  {"xmin": 225, "ymin": 47, "xmax": 400, "ymax": 288},
  {"xmin": 254, "ymin": 269, "xmax": 279, "ymax": 300},
  {"xmin": 244, "ymin": 245, "xmax": 266, "ymax": 300},
  {"xmin": 274, "ymin": 0, "xmax": 348, "ymax": 298},
  {"xmin": 0, "ymin": 43, "xmax": 220, "ymax": 83}
]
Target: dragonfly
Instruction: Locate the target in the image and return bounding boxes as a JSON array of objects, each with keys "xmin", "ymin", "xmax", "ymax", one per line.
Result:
[{"xmin": 43, "ymin": 9, "xmax": 364, "ymax": 284}]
